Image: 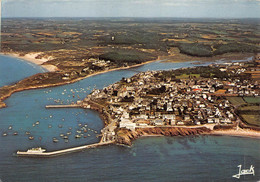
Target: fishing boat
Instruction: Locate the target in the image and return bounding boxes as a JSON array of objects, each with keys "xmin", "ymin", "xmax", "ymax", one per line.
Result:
[
  {"xmin": 35, "ymin": 121, "xmax": 40, "ymax": 125},
  {"xmin": 25, "ymin": 131, "xmax": 30, "ymax": 135},
  {"xmin": 13, "ymin": 132, "xmax": 18, "ymax": 136},
  {"xmin": 75, "ymin": 135, "xmax": 81, "ymax": 139},
  {"xmin": 8, "ymin": 126, "xmax": 12, "ymax": 130},
  {"xmin": 53, "ymin": 137, "xmax": 59, "ymax": 143},
  {"xmin": 2, "ymin": 133, "xmax": 7, "ymax": 137},
  {"xmin": 29, "ymin": 136, "xmax": 34, "ymax": 140}
]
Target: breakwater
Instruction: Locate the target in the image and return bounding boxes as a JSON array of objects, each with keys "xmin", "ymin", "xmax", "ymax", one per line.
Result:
[
  {"xmin": 17, "ymin": 141, "xmax": 114, "ymax": 157},
  {"xmin": 45, "ymin": 104, "xmax": 80, "ymax": 108}
]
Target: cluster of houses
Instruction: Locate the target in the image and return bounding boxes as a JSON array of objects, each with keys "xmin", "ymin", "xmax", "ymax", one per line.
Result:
[
  {"xmin": 62, "ymin": 58, "xmax": 112, "ymax": 80},
  {"xmin": 87, "ymin": 61, "xmax": 259, "ymax": 131}
]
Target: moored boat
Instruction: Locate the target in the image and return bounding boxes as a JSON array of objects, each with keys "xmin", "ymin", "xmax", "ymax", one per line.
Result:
[
  {"xmin": 75, "ymin": 134, "xmax": 80, "ymax": 138},
  {"xmin": 53, "ymin": 137, "xmax": 59, "ymax": 143},
  {"xmin": 17, "ymin": 147, "xmax": 46, "ymax": 156},
  {"xmin": 27, "ymin": 147, "xmax": 46, "ymax": 153}
]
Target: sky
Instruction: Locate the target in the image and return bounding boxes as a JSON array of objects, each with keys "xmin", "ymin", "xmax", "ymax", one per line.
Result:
[{"xmin": 2, "ymin": 0, "xmax": 260, "ymax": 18}]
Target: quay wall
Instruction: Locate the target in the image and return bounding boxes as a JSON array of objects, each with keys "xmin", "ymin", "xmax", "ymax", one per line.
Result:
[
  {"xmin": 45, "ymin": 104, "xmax": 80, "ymax": 108},
  {"xmin": 82, "ymin": 100, "xmax": 111, "ymax": 126},
  {"xmin": 17, "ymin": 141, "xmax": 114, "ymax": 157}
]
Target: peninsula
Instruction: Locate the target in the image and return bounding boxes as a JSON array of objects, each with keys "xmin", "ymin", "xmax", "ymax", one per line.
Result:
[
  {"xmin": 16, "ymin": 54, "xmax": 260, "ymax": 157},
  {"xmin": 1, "ymin": 18, "xmax": 259, "ymax": 109},
  {"xmin": 81, "ymin": 55, "xmax": 260, "ymax": 146}
]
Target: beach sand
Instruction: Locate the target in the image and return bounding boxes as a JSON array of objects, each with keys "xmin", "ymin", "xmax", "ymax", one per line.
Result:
[
  {"xmin": 2, "ymin": 52, "xmax": 58, "ymax": 72},
  {"xmin": 211, "ymin": 128, "xmax": 260, "ymax": 139}
]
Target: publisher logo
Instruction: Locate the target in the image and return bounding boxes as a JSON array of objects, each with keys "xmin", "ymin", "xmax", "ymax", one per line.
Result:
[{"xmin": 232, "ymin": 165, "xmax": 255, "ymax": 179}]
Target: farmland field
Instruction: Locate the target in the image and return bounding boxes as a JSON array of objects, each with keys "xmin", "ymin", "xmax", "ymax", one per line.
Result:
[
  {"xmin": 239, "ymin": 105, "xmax": 260, "ymax": 111},
  {"xmin": 227, "ymin": 97, "xmax": 246, "ymax": 106},
  {"xmin": 176, "ymin": 74, "xmax": 200, "ymax": 79},
  {"xmin": 241, "ymin": 114, "xmax": 260, "ymax": 127},
  {"xmin": 243, "ymin": 96, "xmax": 260, "ymax": 104}
]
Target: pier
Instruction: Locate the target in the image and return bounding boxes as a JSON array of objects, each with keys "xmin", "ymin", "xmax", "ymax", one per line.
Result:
[
  {"xmin": 45, "ymin": 104, "xmax": 81, "ymax": 109},
  {"xmin": 17, "ymin": 141, "xmax": 114, "ymax": 157}
]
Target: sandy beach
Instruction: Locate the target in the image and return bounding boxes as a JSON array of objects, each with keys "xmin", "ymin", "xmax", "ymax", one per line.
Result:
[
  {"xmin": 2, "ymin": 52, "xmax": 58, "ymax": 72},
  {"xmin": 211, "ymin": 128, "xmax": 260, "ymax": 139},
  {"xmin": 2, "ymin": 52, "xmax": 162, "ymax": 74},
  {"xmin": 0, "ymin": 54, "xmax": 163, "ymax": 109}
]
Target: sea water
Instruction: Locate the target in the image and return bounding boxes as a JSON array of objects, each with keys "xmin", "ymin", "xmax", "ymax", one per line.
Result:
[
  {"xmin": 0, "ymin": 55, "xmax": 259, "ymax": 182},
  {"xmin": 0, "ymin": 55, "xmax": 46, "ymax": 87}
]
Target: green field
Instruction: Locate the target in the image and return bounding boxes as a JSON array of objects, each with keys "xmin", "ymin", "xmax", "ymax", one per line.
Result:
[
  {"xmin": 241, "ymin": 114, "xmax": 260, "ymax": 127},
  {"xmin": 239, "ymin": 104, "xmax": 260, "ymax": 127},
  {"xmin": 176, "ymin": 74, "xmax": 200, "ymax": 79},
  {"xmin": 243, "ymin": 97, "xmax": 260, "ymax": 104},
  {"xmin": 227, "ymin": 97, "xmax": 246, "ymax": 106},
  {"xmin": 239, "ymin": 105, "xmax": 260, "ymax": 111}
]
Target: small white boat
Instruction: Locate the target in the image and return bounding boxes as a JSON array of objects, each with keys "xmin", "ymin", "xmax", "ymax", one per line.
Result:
[
  {"xmin": 75, "ymin": 135, "xmax": 81, "ymax": 138},
  {"xmin": 53, "ymin": 137, "xmax": 59, "ymax": 143}
]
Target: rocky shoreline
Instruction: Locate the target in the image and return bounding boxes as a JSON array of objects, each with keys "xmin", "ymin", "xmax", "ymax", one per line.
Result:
[{"xmin": 115, "ymin": 127, "xmax": 212, "ymax": 146}]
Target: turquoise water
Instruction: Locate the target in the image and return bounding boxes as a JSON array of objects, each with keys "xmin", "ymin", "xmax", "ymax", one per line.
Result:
[
  {"xmin": 0, "ymin": 55, "xmax": 46, "ymax": 87},
  {"xmin": 0, "ymin": 55, "xmax": 259, "ymax": 182}
]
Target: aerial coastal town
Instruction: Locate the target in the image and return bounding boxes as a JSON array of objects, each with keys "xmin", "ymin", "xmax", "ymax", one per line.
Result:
[{"xmin": 82, "ymin": 55, "xmax": 260, "ymax": 143}]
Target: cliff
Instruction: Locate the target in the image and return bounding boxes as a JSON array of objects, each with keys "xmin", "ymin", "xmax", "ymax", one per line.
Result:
[{"xmin": 116, "ymin": 127, "xmax": 211, "ymax": 146}]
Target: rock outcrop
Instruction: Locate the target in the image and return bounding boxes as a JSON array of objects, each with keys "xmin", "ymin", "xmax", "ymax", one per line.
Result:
[{"xmin": 116, "ymin": 127, "xmax": 211, "ymax": 146}]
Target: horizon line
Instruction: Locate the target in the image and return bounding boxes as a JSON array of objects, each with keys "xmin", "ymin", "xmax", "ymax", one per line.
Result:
[{"xmin": 2, "ymin": 16, "xmax": 260, "ymax": 19}]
